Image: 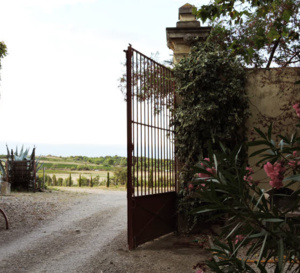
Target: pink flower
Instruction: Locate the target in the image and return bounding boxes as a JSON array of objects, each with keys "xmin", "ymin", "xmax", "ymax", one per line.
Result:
[
  {"xmin": 244, "ymin": 175, "xmax": 253, "ymax": 183},
  {"xmin": 197, "ymin": 183, "xmax": 206, "ymax": 191},
  {"xmin": 195, "ymin": 270, "xmax": 204, "ymax": 273},
  {"xmin": 244, "ymin": 167, "xmax": 258, "ymax": 186},
  {"xmin": 198, "ymin": 172, "xmax": 210, "ymax": 179},
  {"xmin": 200, "ymin": 158, "xmax": 210, "ymax": 167},
  {"xmin": 246, "ymin": 166, "xmax": 254, "ymax": 174},
  {"xmin": 206, "ymin": 167, "xmax": 216, "ymax": 175},
  {"xmin": 293, "ymin": 151, "xmax": 297, "ymax": 157},
  {"xmin": 264, "ymin": 162, "xmax": 286, "ymax": 189},
  {"xmin": 269, "ymin": 179, "xmax": 283, "ymax": 189},
  {"xmin": 234, "ymin": 235, "xmax": 245, "ymax": 244},
  {"xmin": 188, "ymin": 183, "xmax": 194, "ymax": 190},
  {"xmin": 198, "ymin": 167, "xmax": 216, "ymax": 180},
  {"xmin": 293, "ymin": 103, "xmax": 300, "ymax": 117},
  {"xmin": 288, "ymin": 160, "xmax": 297, "ymax": 167}
]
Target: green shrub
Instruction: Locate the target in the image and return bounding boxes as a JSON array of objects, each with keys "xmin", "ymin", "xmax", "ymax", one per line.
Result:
[
  {"xmin": 46, "ymin": 175, "xmax": 52, "ymax": 186},
  {"xmin": 57, "ymin": 178, "xmax": 63, "ymax": 186},
  {"xmin": 77, "ymin": 175, "xmax": 89, "ymax": 186},
  {"xmin": 114, "ymin": 167, "xmax": 127, "ymax": 185},
  {"xmin": 77, "ymin": 165, "xmax": 90, "ymax": 171}
]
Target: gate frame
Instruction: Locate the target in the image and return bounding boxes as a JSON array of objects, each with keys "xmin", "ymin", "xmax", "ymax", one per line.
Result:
[{"xmin": 125, "ymin": 45, "xmax": 177, "ymax": 250}]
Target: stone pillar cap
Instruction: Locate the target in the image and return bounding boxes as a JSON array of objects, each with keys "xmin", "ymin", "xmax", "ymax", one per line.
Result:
[{"xmin": 178, "ymin": 3, "xmax": 195, "ymax": 20}]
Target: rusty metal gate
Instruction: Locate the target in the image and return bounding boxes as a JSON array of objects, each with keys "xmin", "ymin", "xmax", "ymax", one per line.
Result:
[{"xmin": 125, "ymin": 45, "xmax": 177, "ymax": 250}]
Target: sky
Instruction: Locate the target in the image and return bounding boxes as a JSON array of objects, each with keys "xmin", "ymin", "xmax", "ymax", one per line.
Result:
[{"xmin": 0, "ymin": 0, "xmax": 208, "ymax": 157}]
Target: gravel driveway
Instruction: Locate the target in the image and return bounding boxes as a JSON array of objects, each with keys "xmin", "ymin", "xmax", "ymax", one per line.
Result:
[{"xmin": 0, "ymin": 188, "xmax": 210, "ymax": 273}]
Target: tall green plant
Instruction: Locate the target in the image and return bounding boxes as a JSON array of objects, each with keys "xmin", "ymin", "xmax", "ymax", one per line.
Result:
[
  {"xmin": 188, "ymin": 107, "xmax": 300, "ymax": 272},
  {"xmin": 90, "ymin": 175, "xmax": 93, "ymax": 187},
  {"xmin": 68, "ymin": 173, "xmax": 72, "ymax": 187},
  {"xmin": 78, "ymin": 174, "xmax": 82, "ymax": 187},
  {"xmin": 107, "ymin": 172, "xmax": 110, "ymax": 188},
  {"xmin": 57, "ymin": 178, "xmax": 63, "ymax": 186},
  {"xmin": 52, "ymin": 175, "xmax": 57, "ymax": 186}
]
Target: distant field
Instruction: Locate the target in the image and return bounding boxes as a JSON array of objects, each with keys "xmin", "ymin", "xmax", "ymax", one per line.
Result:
[
  {"xmin": 39, "ymin": 170, "xmax": 114, "ymax": 186},
  {"xmin": 35, "ymin": 155, "xmax": 127, "ymax": 186}
]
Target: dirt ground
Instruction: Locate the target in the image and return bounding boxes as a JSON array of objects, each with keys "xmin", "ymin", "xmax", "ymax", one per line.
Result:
[{"xmin": 0, "ymin": 188, "xmax": 212, "ymax": 273}]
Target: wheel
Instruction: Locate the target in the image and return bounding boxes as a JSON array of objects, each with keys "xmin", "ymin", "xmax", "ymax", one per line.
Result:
[{"xmin": 0, "ymin": 208, "xmax": 9, "ymax": 230}]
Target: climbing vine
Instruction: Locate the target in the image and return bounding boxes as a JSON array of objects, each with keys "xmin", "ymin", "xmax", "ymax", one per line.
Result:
[{"xmin": 173, "ymin": 41, "xmax": 250, "ymax": 171}]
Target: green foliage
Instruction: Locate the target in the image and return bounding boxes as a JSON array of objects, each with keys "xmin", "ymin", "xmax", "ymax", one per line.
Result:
[
  {"xmin": 76, "ymin": 165, "xmax": 91, "ymax": 171},
  {"xmin": 194, "ymin": 0, "xmax": 300, "ymax": 68},
  {"xmin": 148, "ymin": 169, "xmax": 153, "ymax": 188},
  {"xmin": 248, "ymin": 124, "xmax": 300, "ymax": 168},
  {"xmin": 46, "ymin": 175, "xmax": 52, "ymax": 186},
  {"xmin": 173, "ymin": 41, "xmax": 249, "ymax": 170},
  {"xmin": 0, "ymin": 41, "xmax": 7, "ymax": 70},
  {"xmin": 113, "ymin": 167, "xmax": 127, "ymax": 185},
  {"xmin": 64, "ymin": 174, "xmax": 73, "ymax": 187},
  {"xmin": 78, "ymin": 174, "xmax": 82, "ymax": 187},
  {"xmin": 107, "ymin": 159, "xmax": 114, "ymax": 166},
  {"xmin": 77, "ymin": 175, "xmax": 89, "ymax": 186},
  {"xmin": 52, "ymin": 175, "xmax": 57, "ymax": 186},
  {"xmin": 93, "ymin": 175, "xmax": 100, "ymax": 185},
  {"xmin": 57, "ymin": 178, "xmax": 63, "ymax": 186},
  {"xmin": 186, "ymin": 112, "xmax": 300, "ymax": 272},
  {"xmin": 189, "ymin": 143, "xmax": 300, "ymax": 272},
  {"xmin": 39, "ymin": 155, "xmax": 126, "ymax": 172}
]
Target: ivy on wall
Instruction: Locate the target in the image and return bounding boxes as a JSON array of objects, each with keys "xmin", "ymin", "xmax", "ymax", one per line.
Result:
[{"xmin": 173, "ymin": 41, "xmax": 250, "ymax": 170}]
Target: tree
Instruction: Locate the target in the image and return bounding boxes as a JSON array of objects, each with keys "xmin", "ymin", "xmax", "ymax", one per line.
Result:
[
  {"xmin": 113, "ymin": 167, "xmax": 127, "ymax": 185},
  {"xmin": 52, "ymin": 175, "xmax": 57, "ymax": 186},
  {"xmin": 0, "ymin": 41, "xmax": 7, "ymax": 93},
  {"xmin": 0, "ymin": 41, "xmax": 7, "ymax": 70},
  {"xmin": 106, "ymin": 172, "xmax": 110, "ymax": 187},
  {"xmin": 108, "ymin": 159, "xmax": 114, "ymax": 166},
  {"xmin": 195, "ymin": 0, "xmax": 300, "ymax": 68}
]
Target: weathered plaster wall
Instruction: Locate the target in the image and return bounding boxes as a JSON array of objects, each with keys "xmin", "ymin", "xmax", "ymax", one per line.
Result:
[{"xmin": 245, "ymin": 67, "xmax": 300, "ymax": 189}]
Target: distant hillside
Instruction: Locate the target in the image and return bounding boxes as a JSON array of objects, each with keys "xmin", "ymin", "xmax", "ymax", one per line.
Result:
[{"xmin": 39, "ymin": 155, "xmax": 127, "ymax": 172}]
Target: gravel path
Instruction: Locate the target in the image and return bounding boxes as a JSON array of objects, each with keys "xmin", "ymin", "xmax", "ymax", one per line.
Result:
[
  {"xmin": 0, "ymin": 188, "xmax": 210, "ymax": 273},
  {"xmin": 0, "ymin": 189, "xmax": 126, "ymax": 273}
]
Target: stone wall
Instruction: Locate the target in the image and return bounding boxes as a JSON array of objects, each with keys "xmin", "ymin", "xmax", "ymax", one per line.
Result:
[
  {"xmin": 167, "ymin": 4, "xmax": 300, "ymax": 191},
  {"xmin": 246, "ymin": 67, "xmax": 300, "ymax": 189}
]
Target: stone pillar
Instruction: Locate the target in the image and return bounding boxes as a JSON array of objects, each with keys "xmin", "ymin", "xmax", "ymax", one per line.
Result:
[
  {"xmin": 166, "ymin": 3, "xmax": 211, "ymax": 64},
  {"xmin": 166, "ymin": 4, "xmax": 211, "ymax": 233}
]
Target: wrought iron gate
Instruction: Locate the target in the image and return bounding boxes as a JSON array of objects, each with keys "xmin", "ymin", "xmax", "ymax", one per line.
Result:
[{"xmin": 125, "ymin": 45, "xmax": 177, "ymax": 250}]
